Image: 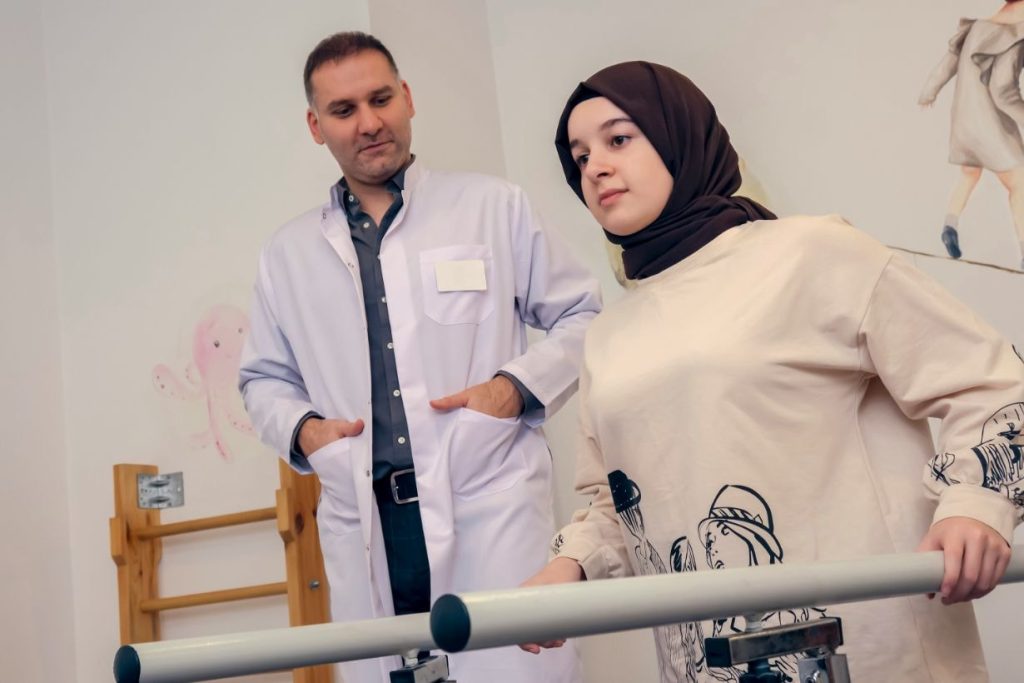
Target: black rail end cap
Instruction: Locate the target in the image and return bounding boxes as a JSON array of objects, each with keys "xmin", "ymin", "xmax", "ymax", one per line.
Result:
[
  {"xmin": 113, "ymin": 645, "xmax": 140, "ymax": 683},
  {"xmin": 431, "ymin": 593, "xmax": 471, "ymax": 652}
]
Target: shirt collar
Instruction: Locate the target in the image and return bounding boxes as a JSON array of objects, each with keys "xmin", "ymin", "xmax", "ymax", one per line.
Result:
[{"xmin": 333, "ymin": 156, "xmax": 414, "ymax": 219}]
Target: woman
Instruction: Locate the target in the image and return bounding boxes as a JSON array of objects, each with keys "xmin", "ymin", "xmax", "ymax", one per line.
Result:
[
  {"xmin": 919, "ymin": 0, "xmax": 1024, "ymax": 269},
  {"xmin": 524, "ymin": 61, "xmax": 1023, "ymax": 682}
]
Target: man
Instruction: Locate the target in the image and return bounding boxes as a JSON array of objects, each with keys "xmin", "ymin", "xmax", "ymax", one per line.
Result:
[{"xmin": 239, "ymin": 32, "xmax": 598, "ymax": 682}]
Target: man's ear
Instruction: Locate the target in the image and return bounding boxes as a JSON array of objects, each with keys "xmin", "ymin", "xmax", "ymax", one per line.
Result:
[
  {"xmin": 401, "ymin": 80, "xmax": 415, "ymax": 119},
  {"xmin": 307, "ymin": 108, "xmax": 325, "ymax": 145}
]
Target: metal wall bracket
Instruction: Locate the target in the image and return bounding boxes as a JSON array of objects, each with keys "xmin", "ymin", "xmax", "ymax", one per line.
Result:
[{"xmin": 137, "ymin": 472, "xmax": 184, "ymax": 509}]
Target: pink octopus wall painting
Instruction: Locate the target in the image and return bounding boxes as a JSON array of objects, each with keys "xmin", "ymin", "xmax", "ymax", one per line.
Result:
[
  {"xmin": 152, "ymin": 304, "xmax": 255, "ymax": 459},
  {"xmin": 919, "ymin": 1, "xmax": 1024, "ymax": 271}
]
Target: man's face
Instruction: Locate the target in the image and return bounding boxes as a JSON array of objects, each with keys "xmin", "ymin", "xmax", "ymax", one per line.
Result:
[{"xmin": 306, "ymin": 50, "xmax": 415, "ymax": 186}]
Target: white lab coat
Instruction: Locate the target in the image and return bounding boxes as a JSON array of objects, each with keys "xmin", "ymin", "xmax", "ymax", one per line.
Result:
[{"xmin": 240, "ymin": 162, "xmax": 599, "ymax": 682}]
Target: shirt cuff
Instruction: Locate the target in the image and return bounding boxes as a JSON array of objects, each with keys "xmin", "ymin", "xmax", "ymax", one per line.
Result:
[
  {"xmin": 551, "ymin": 530, "xmax": 628, "ymax": 581},
  {"xmin": 495, "ymin": 370, "xmax": 544, "ymax": 415},
  {"xmin": 932, "ymin": 484, "xmax": 1019, "ymax": 545},
  {"xmin": 289, "ymin": 411, "xmax": 323, "ymax": 473}
]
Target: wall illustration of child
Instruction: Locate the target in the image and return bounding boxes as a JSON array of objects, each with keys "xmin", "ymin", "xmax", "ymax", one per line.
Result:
[{"xmin": 920, "ymin": 1, "xmax": 1024, "ymax": 270}]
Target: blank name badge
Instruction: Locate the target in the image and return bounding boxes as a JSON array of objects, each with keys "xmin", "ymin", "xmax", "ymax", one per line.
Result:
[{"xmin": 434, "ymin": 259, "xmax": 487, "ymax": 292}]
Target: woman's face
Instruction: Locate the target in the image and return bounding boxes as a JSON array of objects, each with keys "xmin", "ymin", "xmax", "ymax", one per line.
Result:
[{"xmin": 566, "ymin": 97, "xmax": 674, "ymax": 236}]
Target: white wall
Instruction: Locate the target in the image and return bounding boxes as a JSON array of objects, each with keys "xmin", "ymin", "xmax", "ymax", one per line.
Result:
[
  {"xmin": 0, "ymin": 1, "xmax": 76, "ymax": 681},
  {"xmin": 37, "ymin": 2, "xmax": 370, "ymax": 680},
  {"xmin": 369, "ymin": 0, "xmax": 508, "ymax": 179}
]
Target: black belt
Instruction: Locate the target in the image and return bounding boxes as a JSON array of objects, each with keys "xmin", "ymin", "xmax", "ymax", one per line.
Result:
[
  {"xmin": 373, "ymin": 467, "xmax": 419, "ymax": 505},
  {"xmin": 372, "ymin": 466, "xmax": 429, "ymax": 615}
]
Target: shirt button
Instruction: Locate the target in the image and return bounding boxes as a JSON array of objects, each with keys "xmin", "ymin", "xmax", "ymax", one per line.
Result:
[
  {"xmin": 381, "ymin": 296, "xmax": 387, "ymax": 304},
  {"xmin": 386, "ymin": 342, "xmax": 394, "ymax": 350},
  {"xmin": 393, "ymin": 389, "xmax": 401, "ymax": 397},
  {"xmin": 397, "ymin": 436, "xmax": 407, "ymax": 445},
  {"xmin": 348, "ymin": 194, "xmax": 355, "ymax": 202},
  {"xmin": 365, "ymin": 469, "xmax": 370, "ymax": 477},
  {"xmin": 362, "ymin": 222, "xmax": 370, "ymax": 229}
]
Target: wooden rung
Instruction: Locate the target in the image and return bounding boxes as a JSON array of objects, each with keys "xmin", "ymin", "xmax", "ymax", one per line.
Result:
[
  {"xmin": 134, "ymin": 507, "xmax": 277, "ymax": 540},
  {"xmin": 140, "ymin": 582, "xmax": 288, "ymax": 613},
  {"xmin": 111, "ymin": 462, "xmax": 333, "ymax": 681}
]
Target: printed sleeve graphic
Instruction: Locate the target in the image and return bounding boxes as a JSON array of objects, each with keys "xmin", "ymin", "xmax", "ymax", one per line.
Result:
[
  {"xmin": 973, "ymin": 403, "xmax": 1024, "ymax": 508},
  {"xmin": 927, "ymin": 403, "xmax": 1024, "ymax": 512}
]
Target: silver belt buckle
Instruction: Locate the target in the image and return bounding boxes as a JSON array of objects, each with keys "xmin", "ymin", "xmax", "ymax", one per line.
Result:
[{"xmin": 390, "ymin": 467, "xmax": 418, "ymax": 505}]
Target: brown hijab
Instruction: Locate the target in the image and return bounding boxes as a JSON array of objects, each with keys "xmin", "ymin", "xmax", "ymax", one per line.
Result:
[{"xmin": 555, "ymin": 61, "xmax": 775, "ymax": 280}]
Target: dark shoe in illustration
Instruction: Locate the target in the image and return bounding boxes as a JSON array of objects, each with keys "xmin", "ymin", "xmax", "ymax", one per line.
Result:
[{"xmin": 941, "ymin": 225, "xmax": 961, "ymax": 259}]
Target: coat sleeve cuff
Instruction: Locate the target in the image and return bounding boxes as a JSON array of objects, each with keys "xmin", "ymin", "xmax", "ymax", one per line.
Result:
[
  {"xmin": 287, "ymin": 410, "xmax": 322, "ymax": 473},
  {"xmin": 494, "ymin": 370, "xmax": 544, "ymax": 415},
  {"xmin": 498, "ymin": 361, "xmax": 554, "ymax": 427},
  {"xmin": 932, "ymin": 484, "xmax": 1018, "ymax": 544}
]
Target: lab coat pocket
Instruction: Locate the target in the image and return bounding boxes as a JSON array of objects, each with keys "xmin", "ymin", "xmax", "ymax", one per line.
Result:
[
  {"xmin": 447, "ymin": 408, "xmax": 527, "ymax": 499},
  {"xmin": 307, "ymin": 437, "xmax": 360, "ymax": 534},
  {"xmin": 419, "ymin": 245, "xmax": 495, "ymax": 325}
]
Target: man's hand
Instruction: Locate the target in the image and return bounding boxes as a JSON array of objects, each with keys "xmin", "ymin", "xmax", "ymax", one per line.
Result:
[
  {"xmin": 298, "ymin": 417, "xmax": 365, "ymax": 456},
  {"xmin": 517, "ymin": 557, "xmax": 585, "ymax": 654},
  {"xmin": 430, "ymin": 375, "xmax": 524, "ymax": 419},
  {"xmin": 917, "ymin": 516, "xmax": 1012, "ymax": 604}
]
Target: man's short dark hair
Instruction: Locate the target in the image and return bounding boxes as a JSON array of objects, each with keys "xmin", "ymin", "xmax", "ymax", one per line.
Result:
[{"xmin": 303, "ymin": 31, "xmax": 399, "ymax": 104}]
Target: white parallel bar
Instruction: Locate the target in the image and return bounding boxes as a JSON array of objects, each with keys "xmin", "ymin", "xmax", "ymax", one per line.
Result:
[
  {"xmin": 114, "ymin": 548, "xmax": 1024, "ymax": 682},
  {"xmin": 430, "ymin": 547, "xmax": 1024, "ymax": 653},
  {"xmin": 114, "ymin": 612, "xmax": 435, "ymax": 683}
]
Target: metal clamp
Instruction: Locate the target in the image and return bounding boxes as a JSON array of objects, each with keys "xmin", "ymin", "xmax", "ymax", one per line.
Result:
[
  {"xmin": 797, "ymin": 649, "xmax": 850, "ymax": 683},
  {"xmin": 706, "ymin": 617, "xmax": 844, "ymax": 667},
  {"xmin": 389, "ymin": 653, "xmax": 453, "ymax": 683},
  {"xmin": 706, "ymin": 617, "xmax": 850, "ymax": 683}
]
